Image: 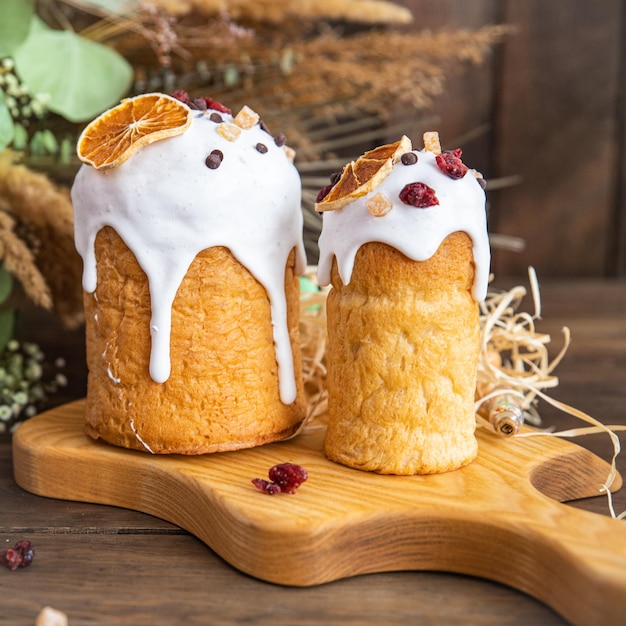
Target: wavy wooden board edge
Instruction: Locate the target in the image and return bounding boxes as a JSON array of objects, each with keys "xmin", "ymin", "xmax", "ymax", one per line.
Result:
[{"xmin": 12, "ymin": 400, "xmax": 626, "ymax": 626}]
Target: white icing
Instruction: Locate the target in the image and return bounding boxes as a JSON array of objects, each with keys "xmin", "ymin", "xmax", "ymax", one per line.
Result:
[
  {"xmin": 129, "ymin": 418, "xmax": 155, "ymax": 454},
  {"xmin": 72, "ymin": 106, "xmax": 306, "ymax": 404},
  {"xmin": 317, "ymin": 149, "xmax": 490, "ymax": 301}
]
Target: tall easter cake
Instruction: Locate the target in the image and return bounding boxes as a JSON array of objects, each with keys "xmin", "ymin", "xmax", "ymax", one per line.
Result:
[
  {"xmin": 316, "ymin": 133, "xmax": 490, "ymax": 475},
  {"xmin": 71, "ymin": 92, "xmax": 307, "ymax": 454}
]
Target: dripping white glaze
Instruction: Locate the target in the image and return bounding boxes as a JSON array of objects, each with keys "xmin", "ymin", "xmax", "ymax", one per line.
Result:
[
  {"xmin": 72, "ymin": 107, "xmax": 306, "ymax": 404},
  {"xmin": 317, "ymin": 149, "xmax": 490, "ymax": 301}
]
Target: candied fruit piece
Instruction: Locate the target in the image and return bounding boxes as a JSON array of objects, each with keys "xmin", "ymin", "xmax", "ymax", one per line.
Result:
[
  {"xmin": 366, "ymin": 192, "xmax": 393, "ymax": 217},
  {"xmin": 283, "ymin": 146, "xmax": 296, "ymax": 163},
  {"xmin": 399, "ymin": 182, "xmax": 439, "ymax": 208},
  {"xmin": 233, "ymin": 105, "xmax": 260, "ymax": 129},
  {"xmin": 423, "ymin": 131, "xmax": 441, "ymax": 155},
  {"xmin": 217, "ymin": 122, "xmax": 241, "ymax": 142}
]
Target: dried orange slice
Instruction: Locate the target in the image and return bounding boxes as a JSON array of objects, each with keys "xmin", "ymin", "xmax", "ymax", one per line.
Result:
[
  {"xmin": 77, "ymin": 93, "xmax": 192, "ymax": 170},
  {"xmin": 315, "ymin": 135, "xmax": 412, "ymax": 212}
]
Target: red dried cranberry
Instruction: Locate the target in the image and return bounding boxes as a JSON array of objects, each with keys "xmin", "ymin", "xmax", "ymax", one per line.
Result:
[
  {"xmin": 329, "ymin": 171, "xmax": 342, "ymax": 185},
  {"xmin": 252, "ymin": 478, "xmax": 282, "ymax": 495},
  {"xmin": 1, "ymin": 540, "xmax": 35, "ymax": 570},
  {"xmin": 316, "ymin": 169, "xmax": 344, "ymax": 203},
  {"xmin": 1, "ymin": 548, "xmax": 22, "ymax": 571},
  {"xmin": 252, "ymin": 463, "xmax": 308, "ymax": 495},
  {"xmin": 435, "ymin": 149, "xmax": 468, "ymax": 179},
  {"xmin": 171, "ymin": 90, "xmax": 191, "ymax": 105},
  {"xmin": 269, "ymin": 463, "xmax": 308, "ymax": 494},
  {"xmin": 14, "ymin": 540, "xmax": 35, "ymax": 567},
  {"xmin": 316, "ymin": 184, "xmax": 334, "ymax": 203},
  {"xmin": 399, "ymin": 182, "xmax": 439, "ymax": 208},
  {"xmin": 200, "ymin": 97, "xmax": 231, "ymax": 114}
]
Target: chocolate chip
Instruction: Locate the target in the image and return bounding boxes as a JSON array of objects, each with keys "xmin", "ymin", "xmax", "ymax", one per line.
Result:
[
  {"xmin": 192, "ymin": 98, "xmax": 208, "ymax": 111},
  {"xmin": 401, "ymin": 152, "xmax": 418, "ymax": 165},
  {"xmin": 205, "ymin": 149, "xmax": 224, "ymax": 169},
  {"xmin": 476, "ymin": 176, "xmax": 487, "ymax": 190},
  {"xmin": 260, "ymin": 120, "xmax": 272, "ymax": 135},
  {"xmin": 209, "ymin": 112, "xmax": 223, "ymax": 123},
  {"xmin": 330, "ymin": 171, "xmax": 342, "ymax": 184},
  {"xmin": 256, "ymin": 143, "xmax": 268, "ymax": 154},
  {"xmin": 274, "ymin": 132, "xmax": 286, "ymax": 147}
]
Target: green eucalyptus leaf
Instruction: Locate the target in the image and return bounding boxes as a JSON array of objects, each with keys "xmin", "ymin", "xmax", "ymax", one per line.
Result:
[
  {"xmin": 41, "ymin": 129, "xmax": 59, "ymax": 154},
  {"xmin": 0, "ymin": 309, "xmax": 15, "ymax": 353},
  {"xmin": 11, "ymin": 120, "xmax": 28, "ymax": 150},
  {"xmin": 14, "ymin": 29, "xmax": 133, "ymax": 123},
  {"xmin": 0, "ymin": 0, "xmax": 34, "ymax": 57},
  {"xmin": 0, "ymin": 267, "xmax": 13, "ymax": 304},
  {"xmin": 29, "ymin": 130, "xmax": 46, "ymax": 157},
  {"xmin": 0, "ymin": 91, "xmax": 15, "ymax": 150},
  {"xmin": 59, "ymin": 137, "xmax": 73, "ymax": 163}
]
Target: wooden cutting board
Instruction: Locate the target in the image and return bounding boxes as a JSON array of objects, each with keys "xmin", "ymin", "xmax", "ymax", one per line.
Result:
[{"xmin": 12, "ymin": 400, "xmax": 626, "ymax": 626}]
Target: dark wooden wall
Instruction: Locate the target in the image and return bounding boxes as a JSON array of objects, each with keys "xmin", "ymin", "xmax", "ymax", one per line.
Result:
[{"xmin": 403, "ymin": 0, "xmax": 626, "ymax": 278}]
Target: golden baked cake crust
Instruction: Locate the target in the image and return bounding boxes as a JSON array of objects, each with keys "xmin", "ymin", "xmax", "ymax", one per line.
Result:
[
  {"xmin": 323, "ymin": 232, "xmax": 480, "ymax": 474},
  {"xmin": 84, "ymin": 226, "xmax": 306, "ymax": 454}
]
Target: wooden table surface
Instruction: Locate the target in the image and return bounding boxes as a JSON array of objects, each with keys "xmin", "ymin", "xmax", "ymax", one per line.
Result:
[{"xmin": 2, "ymin": 278, "xmax": 626, "ymax": 626}]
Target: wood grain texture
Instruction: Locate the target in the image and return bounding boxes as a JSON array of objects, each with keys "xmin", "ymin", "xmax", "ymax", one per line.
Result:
[
  {"xmin": 490, "ymin": 0, "xmax": 624, "ymax": 277},
  {"xmin": 12, "ymin": 399, "xmax": 626, "ymax": 626},
  {"xmin": 3, "ymin": 279, "xmax": 626, "ymax": 626}
]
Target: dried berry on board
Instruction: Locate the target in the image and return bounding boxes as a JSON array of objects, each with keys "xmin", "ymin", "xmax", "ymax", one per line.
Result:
[
  {"xmin": 252, "ymin": 462, "xmax": 308, "ymax": 495},
  {"xmin": 1, "ymin": 540, "xmax": 35, "ymax": 570}
]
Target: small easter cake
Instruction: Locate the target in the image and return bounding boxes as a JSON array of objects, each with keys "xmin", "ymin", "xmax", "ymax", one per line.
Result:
[
  {"xmin": 316, "ymin": 132, "xmax": 490, "ymax": 475},
  {"xmin": 71, "ymin": 92, "xmax": 307, "ymax": 454}
]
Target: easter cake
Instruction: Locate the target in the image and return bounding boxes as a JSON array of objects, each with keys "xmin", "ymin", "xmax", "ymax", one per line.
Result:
[
  {"xmin": 71, "ymin": 92, "xmax": 307, "ymax": 454},
  {"xmin": 316, "ymin": 133, "xmax": 490, "ymax": 474}
]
